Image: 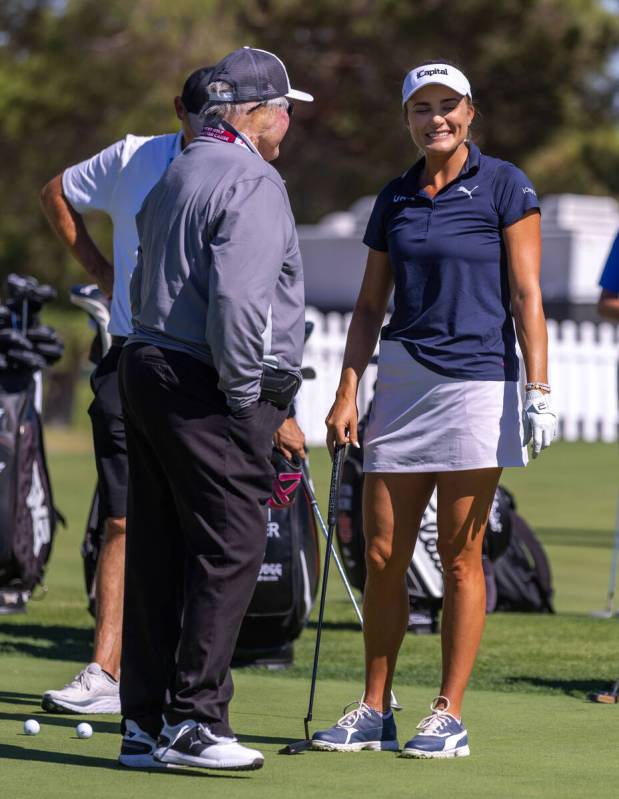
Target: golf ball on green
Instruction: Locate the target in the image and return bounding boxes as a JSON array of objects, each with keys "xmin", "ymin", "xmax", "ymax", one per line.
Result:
[
  {"xmin": 76, "ymin": 722, "xmax": 93, "ymax": 739},
  {"xmin": 23, "ymin": 719, "xmax": 40, "ymax": 735}
]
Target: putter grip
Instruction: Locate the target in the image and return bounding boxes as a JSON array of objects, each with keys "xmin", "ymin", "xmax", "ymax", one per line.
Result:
[{"xmin": 327, "ymin": 445, "xmax": 346, "ymax": 527}]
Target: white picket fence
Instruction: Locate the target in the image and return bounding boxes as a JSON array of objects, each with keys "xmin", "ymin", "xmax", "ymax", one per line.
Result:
[{"xmin": 295, "ymin": 310, "xmax": 619, "ymax": 446}]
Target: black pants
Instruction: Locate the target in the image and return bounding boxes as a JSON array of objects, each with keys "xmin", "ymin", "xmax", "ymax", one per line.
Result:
[
  {"xmin": 118, "ymin": 343, "xmax": 285, "ymax": 738},
  {"xmin": 88, "ymin": 344, "xmax": 128, "ymax": 519}
]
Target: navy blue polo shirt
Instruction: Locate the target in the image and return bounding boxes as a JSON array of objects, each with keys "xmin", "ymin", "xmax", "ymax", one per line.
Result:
[
  {"xmin": 599, "ymin": 231, "xmax": 619, "ymax": 292},
  {"xmin": 364, "ymin": 142, "xmax": 540, "ymax": 381}
]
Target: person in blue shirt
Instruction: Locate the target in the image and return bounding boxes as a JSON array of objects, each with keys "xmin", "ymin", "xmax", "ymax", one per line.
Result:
[
  {"xmin": 598, "ymin": 232, "xmax": 619, "ymax": 320},
  {"xmin": 313, "ymin": 61, "xmax": 557, "ymax": 759}
]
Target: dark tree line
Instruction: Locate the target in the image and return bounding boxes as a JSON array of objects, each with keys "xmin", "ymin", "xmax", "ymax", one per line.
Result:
[{"xmin": 1, "ymin": 0, "xmax": 619, "ymax": 294}]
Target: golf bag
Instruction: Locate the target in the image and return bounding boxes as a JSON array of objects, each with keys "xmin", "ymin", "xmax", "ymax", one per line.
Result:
[
  {"xmin": 233, "ymin": 453, "xmax": 321, "ymax": 667},
  {"xmin": 0, "ymin": 274, "xmax": 63, "ymax": 613},
  {"xmin": 490, "ymin": 500, "xmax": 554, "ymax": 613}
]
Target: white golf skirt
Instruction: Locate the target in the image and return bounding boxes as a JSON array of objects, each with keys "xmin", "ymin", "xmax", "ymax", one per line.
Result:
[{"xmin": 363, "ymin": 341, "xmax": 528, "ymax": 473}]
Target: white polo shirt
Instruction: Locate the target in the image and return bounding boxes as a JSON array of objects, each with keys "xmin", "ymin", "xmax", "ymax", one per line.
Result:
[{"xmin": 62, "ymin": 131, "xmax": 183, "ymax": 336}]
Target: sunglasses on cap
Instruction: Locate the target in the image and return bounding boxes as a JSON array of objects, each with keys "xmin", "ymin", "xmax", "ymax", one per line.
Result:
[{"xmin": 247, "ymin": 99, "xmax": 294, "ymax": 117}]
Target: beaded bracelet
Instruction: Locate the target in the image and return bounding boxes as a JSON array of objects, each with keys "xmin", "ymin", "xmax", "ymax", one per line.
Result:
[{"xmin": 525, "ymin": 381, "xmax": 551, "ymax": 393}]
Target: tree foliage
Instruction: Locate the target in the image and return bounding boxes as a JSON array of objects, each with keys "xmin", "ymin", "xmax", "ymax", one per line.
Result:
[{"xmin": 1, "ymin": 0, "xmax": 619, "ymax": 293}]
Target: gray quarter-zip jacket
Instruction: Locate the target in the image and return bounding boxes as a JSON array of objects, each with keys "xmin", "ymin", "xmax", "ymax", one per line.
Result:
[{"xmin": 129, "ymin": 123, "xmax": 305, "ymax": 412}]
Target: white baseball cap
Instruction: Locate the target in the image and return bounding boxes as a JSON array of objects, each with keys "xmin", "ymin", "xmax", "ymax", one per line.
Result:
[{"xmin": 402, "ymin": 63, "xmax": 471, "ymax": 107}]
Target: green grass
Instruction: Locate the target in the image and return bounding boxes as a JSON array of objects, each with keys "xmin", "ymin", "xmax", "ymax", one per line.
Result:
[{"xmin": 1, "ymin": 435, "xmax": 619, "ymax": 798}]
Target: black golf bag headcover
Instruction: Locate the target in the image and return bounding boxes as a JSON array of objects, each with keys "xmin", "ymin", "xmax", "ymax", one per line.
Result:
[
  {"xmin": 233, "ymin": 454, "xmax": 320, "ymax": 667},
  {"xmin": 0, "ymin": 371, "xmax": 58, "ymax": 602}
]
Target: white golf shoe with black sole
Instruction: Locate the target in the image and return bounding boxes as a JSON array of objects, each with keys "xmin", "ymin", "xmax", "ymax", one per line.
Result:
[
  {"xmin": 41, "ymin": 662, "xmax": 120, "ymax": 714},
  {"xmin": 153, "ymin": 719, "xmax": 264, "ymax": 771},
  {"xmin": 118, "ymin": 719, "xmax": 170, "ymax": 769}
]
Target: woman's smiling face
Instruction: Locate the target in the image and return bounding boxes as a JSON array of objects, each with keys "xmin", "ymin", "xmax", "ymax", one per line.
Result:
[{"xmin": 405, "ymin": 83, "xmax": 474, "ymax": 156}]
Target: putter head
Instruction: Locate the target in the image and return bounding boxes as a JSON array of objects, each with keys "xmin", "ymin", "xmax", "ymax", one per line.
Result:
[
  {"xmin": 587, "ymin": 691, "xmax": 619, "ymax": 704},
  {"xmin": 278, "ymin": 738, "xmax": 312, "ymax": 755}
]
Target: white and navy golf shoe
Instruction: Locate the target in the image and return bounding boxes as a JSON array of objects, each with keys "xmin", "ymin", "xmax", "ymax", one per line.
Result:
[
  {"xmin": 153, "ymin": 719, "xmax": 264, "ymax": 770},
  {"xmin": 118, "ymin": 719, "xmax": 169, "ymax": 769},
  {"xmin": 311, "ymin": 701, "xmax": 399, "ymax": 752},
  {"xmin": 401, "ymin": 697, "xmax": 470, "ymax": 759}
]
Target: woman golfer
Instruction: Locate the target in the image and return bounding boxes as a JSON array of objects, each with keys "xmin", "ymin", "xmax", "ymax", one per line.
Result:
[{"xmin": 313, "ymin": 61, "xmax": 556, "ymax": 758}]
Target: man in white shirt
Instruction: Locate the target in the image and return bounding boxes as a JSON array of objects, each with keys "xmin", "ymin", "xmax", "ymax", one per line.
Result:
[{"xmin": 37, "ymin": 68, "xmax": 214, "ymax": 714}]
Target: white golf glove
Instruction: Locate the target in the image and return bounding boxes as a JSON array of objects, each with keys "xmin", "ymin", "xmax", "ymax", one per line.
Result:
[{"xmin": 522, "ymin": 390, "xmax": 557, "ymax": 459}]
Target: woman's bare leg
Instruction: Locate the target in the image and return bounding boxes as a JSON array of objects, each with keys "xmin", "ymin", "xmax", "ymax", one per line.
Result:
[
  {"xmin": 362, "ymin": 472, "xmax": 436, "ymax": 711},
  {"xmin": 435, "ymin": 468, "xmax": 502, "ymax": 719}
]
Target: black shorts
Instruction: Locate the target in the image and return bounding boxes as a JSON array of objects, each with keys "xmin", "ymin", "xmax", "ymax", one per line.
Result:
[{"xmin": 88, "ymin": 344, "xmax": 128, "ymax": 519}]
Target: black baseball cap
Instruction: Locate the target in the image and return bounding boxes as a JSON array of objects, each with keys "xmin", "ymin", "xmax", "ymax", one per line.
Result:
[
  {"xmin": 181, "ymin": 66, "xmax": 215, "ymax": 113},
  {"xmin": 208, "ymin": 47, "xmax": 313, "ymax": 104}
]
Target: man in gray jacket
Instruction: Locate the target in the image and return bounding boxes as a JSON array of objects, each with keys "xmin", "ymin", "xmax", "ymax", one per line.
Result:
[{"xmin": 117, "ymin": 47, "xmax": 312, "ymax": 771}]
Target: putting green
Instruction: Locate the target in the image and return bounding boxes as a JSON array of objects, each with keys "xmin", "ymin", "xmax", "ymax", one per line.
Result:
[{"xmin": 1, "ymin": 437, "xmax": 619, "ymax": 797}]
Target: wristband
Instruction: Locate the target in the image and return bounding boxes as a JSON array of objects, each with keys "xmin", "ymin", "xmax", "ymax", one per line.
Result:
[{"xmin": 525, "ymin": 381, "xmax": 551, "ymax": 393}]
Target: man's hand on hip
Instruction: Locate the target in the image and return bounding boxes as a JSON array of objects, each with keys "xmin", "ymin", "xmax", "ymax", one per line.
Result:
[{"xmin": 273, "ymin": 417, "xmax": 306, "ymax": 461}]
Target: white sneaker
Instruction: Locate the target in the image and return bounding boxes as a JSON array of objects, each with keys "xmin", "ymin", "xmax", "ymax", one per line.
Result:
[
  {"xmin": 41, "ymin": 662, "xmax": 120, "ymax": 714},
  {"xmin": 154, "ymin": 719, "xmax": 264, "ymax": 771},
  {"xmin": 119, "ymin": 720, "xmax": 170, "ymax": 769}
]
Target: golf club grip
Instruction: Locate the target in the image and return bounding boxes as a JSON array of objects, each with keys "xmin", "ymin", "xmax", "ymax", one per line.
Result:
[{"xmin": 327, "ymin": 445, "xmax": 346, "ymax": 527}]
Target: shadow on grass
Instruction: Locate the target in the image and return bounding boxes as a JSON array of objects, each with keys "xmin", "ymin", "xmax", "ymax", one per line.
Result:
[
  {"xmin": 306, "ymin": 620, "xmax": 361, "ymax": 632},
  {"xmin": 536, "ymin": 527, "xmax": 615, "ymax": 549},
  {"xmin": 0, "ymin": 711, "xmax": 119, "ymax": 733},
  {"xmin": 0, "ymin": 623, "xmax": 92, "ymax": 661},
  {"xmin": 0, "ymin": 691, "xmax": 41, "ymax": 706},
  {"xmin": 505, "ymin": 676, "xmax": 614, "ymax": 697},
  {"xmin": 237, "ymin": 733, "xmax": 296, "ymax": 746},
  {"xmin": 0, "ymin": 744, "xmax": 251, "ymax": 778}
]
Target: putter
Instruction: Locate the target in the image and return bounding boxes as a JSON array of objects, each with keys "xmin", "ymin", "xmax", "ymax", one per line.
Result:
[
  {"xmin": 300, "ymin": 470, "xmax": 401, "ymax": 712},
  {"xmin": 587, "ymin": 676, "xmax": 619, "ymax": 704},
  {"xmin": 591, "ymin": 495, "xmax": 619, "ymax": 618},
  {"xmin": 280, "ymin": 444, "xmax": 347, "ymax": 755}
]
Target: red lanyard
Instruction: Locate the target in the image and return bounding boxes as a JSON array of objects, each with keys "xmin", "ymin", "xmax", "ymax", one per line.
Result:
[{"xmin": 201, "ymin": 126, "xmax": 250, "ymax": 150}]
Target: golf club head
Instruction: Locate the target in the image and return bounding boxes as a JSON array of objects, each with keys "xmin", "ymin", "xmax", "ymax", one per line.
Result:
[
  {"xmin": 304, "ymin": 320, "xmax": 315, "ymax": 342},
  {"xmin": 27, "ymin": 324, "xmax": 58, "ymax": 343},
  {"xmin": 27, "ymin": 283, "xmax": 56, "ymax": 310},
  {"xmin": 0, "ymin": 328, "xmax": 33, "ymax": 353},
  {"xmin": 590, "ymin": 609, "xmax": 615, "ymax": 619},
  {"xmin": 587, "ymin": 691, "xmax": 619, "ymax": 704},
  {"xmin": 278, "ymin": 738, "xmax": 312, "ymax": 755},
  {"xmin": 70, "ymin": 284, "xmax": 112, "ymax": 355},
  {"xmin": 33, "ymin": 341, "xmax": 64, "ymax": 365},
  {"xmin": 5, "ymin": 273, "xmax": 38, "ymax": 300},
  {"xmin": 7, "ymin": 348, "xmax": 47, "ymax": 371}
]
